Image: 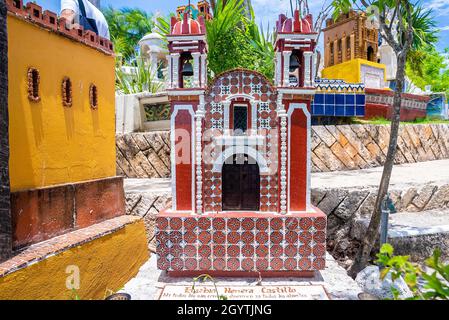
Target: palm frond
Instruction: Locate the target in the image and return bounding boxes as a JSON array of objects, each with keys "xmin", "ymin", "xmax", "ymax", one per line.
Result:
[{"xmin": 115, "ymin": 58, "xmax": 163, "ymax": 94}]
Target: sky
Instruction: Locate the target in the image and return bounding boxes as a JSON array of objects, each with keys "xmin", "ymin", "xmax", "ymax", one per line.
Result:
[{"xmin": 26, "ymin": 0, "xmax": 449, "ymax": 52}]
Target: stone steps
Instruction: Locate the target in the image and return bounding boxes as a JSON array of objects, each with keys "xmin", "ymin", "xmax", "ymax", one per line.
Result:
[{"xmin": 351, "ymin": 209, "xmax": 449, "ymax": 262}]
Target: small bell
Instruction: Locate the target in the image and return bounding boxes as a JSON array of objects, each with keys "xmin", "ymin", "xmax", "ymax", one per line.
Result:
[
  {"xmin": 182, "ymin": 61, "xmax": 194, "ymax": 77},
  {"xmin": 289, "ymin": 55, "xmax": 300, "ymax": 72}
]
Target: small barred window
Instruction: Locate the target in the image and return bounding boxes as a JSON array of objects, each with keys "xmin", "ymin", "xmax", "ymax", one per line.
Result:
[
  {"xmin": 89, "ymin": 84, "xmax": 98, "ymax": 109},
  {"xmin": 62, "ymin": 77, "xmax": 73, "ymax": 107},
  {"xmin": 27, "ymin": 68, "xmax": 41, "ymax": 102}
]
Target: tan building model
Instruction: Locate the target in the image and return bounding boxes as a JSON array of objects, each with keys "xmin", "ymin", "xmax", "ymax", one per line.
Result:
[{"xmin": 323, "ymin": 10, "xmax": 379, "ymax": 68}]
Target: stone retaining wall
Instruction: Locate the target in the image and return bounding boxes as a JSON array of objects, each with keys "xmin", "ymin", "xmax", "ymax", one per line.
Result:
[
  {"xmin": 313, "ymin": 183, "xmax": 449, "ymax": 259},
  {"xmin": 116, "ymin": 132, "xmax": 171, "ymax": 178},
  {"xmin": 125, "ymin": 181, "xmax": 449, "ymax": 254},
  {"xmin": 117, "ymin": 124, "xmax": 449, "ymax": 178}
]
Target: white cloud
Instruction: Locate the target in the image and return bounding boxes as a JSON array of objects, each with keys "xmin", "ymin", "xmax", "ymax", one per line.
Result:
[
  {"xmin": 252, "ymin": 0, "xmax": 330, "ymax": 27},
  {"xmin": 427, "ymin": 0, "xmax": 449, "ymax": 17}
]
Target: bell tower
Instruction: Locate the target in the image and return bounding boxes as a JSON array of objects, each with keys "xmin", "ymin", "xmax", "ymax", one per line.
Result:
[
  {"xmin": 274, "ymin": 9, "xmax": 317, "ymax": 88},
  {"xmin": 167, "ymin": 11, "xmax": 207, "ymax": 89},
  {"xmin": 166, "ymin": 8, "xmax": 208, "ymax": 213}
]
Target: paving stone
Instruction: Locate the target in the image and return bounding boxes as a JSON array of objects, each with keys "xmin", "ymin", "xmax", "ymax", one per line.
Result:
[
  {"xmin": 334, "ymin": 190, "xmax": 370, "ymax": 220},
  {"xmin": 313, "ymin": 142, "xmax": 346, "ymax": 171},
  {"xmin": 411, "ymin": 185, "xmax": 438, "ymax": 211},
  {"xmin": 330, "ymin": 143, "xmax": 356, "ymax": 169},
  {"xmin": 426, "ymin": 184, "xmax": 449, "ymax": 210},
  {"xmin": 317, "ymin": 189, "xmax": 349, "ymax": 216},
  {"xmin": 312, "ymin": 126, "xmax": 336, "ymax": 147},
  {"xmin": 401, "ymin": 187, "xmax": 418, "ymax": 209},
  {"xmin": 132, "ymin": 134, "xmax": 151, "ymax": 151},
  {"xmin": 311, "ymin": 189, "xmax": 327, "ymax": 206}
]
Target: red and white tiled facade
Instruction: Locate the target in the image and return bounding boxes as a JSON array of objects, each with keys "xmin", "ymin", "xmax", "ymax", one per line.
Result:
[
  {"xmin": 156, "ymin": 213, "xmax": 326, "ymax": 273},
  {"xmin": 157, "ymin": 7, "xmax": 327, "ymax": 276}
]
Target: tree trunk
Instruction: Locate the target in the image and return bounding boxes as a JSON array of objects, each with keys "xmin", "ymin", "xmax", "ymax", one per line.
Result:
[
  {"xmin": 348, "ymin": 52, "xmax": 407, "ymax": 278},
  {"xmin": 0, "ymin": 0, "xmax": 12, "ymax": 263}
]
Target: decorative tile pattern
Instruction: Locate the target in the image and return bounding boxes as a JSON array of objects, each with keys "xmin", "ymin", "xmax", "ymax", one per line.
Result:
[
  {"xmin": 156, "ymin": 212, "xmax": 327, "ymax": 273},
  {"xmin": 203, "ymin": 70, "xmax": 279, "ymax": 213}
]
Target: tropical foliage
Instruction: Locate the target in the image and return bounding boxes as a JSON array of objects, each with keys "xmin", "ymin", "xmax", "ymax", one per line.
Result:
[
  {"xmin": 106, "ymin": 1, "xmax": 275, "ymax": 89},
  {"xmin": 115, "ymin": 58, "xmax": 162, "ymax": 94},
  {"xmin": 407, "ymin": 46, "xmax": 449, "ymax": 97},
  {"xmin": 153, "ymin": 0, "xmax": 275, "ymax": 80},
  {"xmin": 205, "ymin": 0, "xmax": 274, "ymax": 79},
  {"xmin": 103, "ymin": 7, "xmax": 156, "ymax": 63},
  {"xmin": 377, "ymin": 244, "xmax": 449, "ymax": 300}
]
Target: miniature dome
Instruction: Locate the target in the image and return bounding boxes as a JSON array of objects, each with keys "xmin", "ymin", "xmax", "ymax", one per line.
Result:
[
  {"xmin": 139, "ymin": 32, "xmax": 167, "ymax": 59},
  {"xmin": 281, "ymin": 16, "xmax": 313, "ymax": 33},
  {"xmin": 277, "ymin": 10, "xmax": 315, "ymax": 34},
  {"xmin": 170, "ymin": 13, "xmax": 205, "ymax": 35},
  {"xmin": 171, "ymin": 18, "xmax": 201, "ymax": 35},
  {"xmin": 139, "ymin": 32, "xmax": 163, "ymax": 43}
]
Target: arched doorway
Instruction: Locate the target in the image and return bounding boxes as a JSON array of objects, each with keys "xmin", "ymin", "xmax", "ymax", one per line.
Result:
[
  {"xmin": 367, "ymin": 46, "xmax": 375, "ymax": 62},
  {"xmin": 222, "ymin": 154, "xmax": 260, "ymax": 211}
]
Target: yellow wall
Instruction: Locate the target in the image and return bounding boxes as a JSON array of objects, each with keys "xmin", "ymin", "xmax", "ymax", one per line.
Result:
[
  {"xmin": 321, "ymin": 58, "xmax": 387, "ymax": 84},
  {"xmin": 8, "ymin": 15, "xmax": 117, "ymax": 192},
  {"xmin": 0, "ymin": 220, "xmax": 149, "ymax": 300}
]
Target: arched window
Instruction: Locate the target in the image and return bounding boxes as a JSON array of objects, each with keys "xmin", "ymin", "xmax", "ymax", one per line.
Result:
[
  {"xmin": 367, "ymin": 46, "xmax": 375, "ymax": 62},
  {"xmin": 62, "ymin": 77, "xmax": 73, "ymax": 107},
  {"xmin": 346, "ymin": 36, "xmax": 351, "ymax": 59},
  {"xmin": 27, "ymin": 68, "xmax": 41, "ymax": 102},
  {"xmin": 89, "ymin": 84, "xmax": 98, "ymax": 109}
]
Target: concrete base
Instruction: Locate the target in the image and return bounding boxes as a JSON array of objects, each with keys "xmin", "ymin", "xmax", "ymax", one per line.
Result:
[{"xmin": 122, "ymin": 253, "xmax": 363, "ymax": 300}]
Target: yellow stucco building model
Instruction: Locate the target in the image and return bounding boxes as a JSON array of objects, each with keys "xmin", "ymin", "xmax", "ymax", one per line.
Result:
[
  {"xmin": 321, "ymin": 10, "xmax": 388, "ymax": 89},
  {"xmin": 8, "ymin": 5, "xmax": 116, "ymax": 192},
  {"xmin": 0, "ymin": 0, "xmax": 148, "ymax": 300},
  {"xmin": 321, "ymin": 59, "xmax": 387, "ymax": 89}
]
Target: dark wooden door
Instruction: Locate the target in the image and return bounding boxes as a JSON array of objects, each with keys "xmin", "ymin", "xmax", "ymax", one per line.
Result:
[{"xmin": 222, "ymin": 155, "xmax": 260, "ymax": 211}]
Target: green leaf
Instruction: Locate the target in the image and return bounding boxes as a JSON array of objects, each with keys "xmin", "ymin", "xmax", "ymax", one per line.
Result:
[
  {"xmin": 380, "ymin": 267, "xmax": 391, "ymax": 280},
  {"xmin": 380, "ymin": 243, "xmax": 394, "ymax": 256}
]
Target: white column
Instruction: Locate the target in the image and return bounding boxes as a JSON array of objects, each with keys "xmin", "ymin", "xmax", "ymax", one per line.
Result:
[
  {"xmin": 166, "ymin": 55, "xmax": 172, "ymax": 89},
  {"xmin": 195, "ymin": 95, "xmax": 205, "ymax": 214},
  {"xmin": 275, "ymin": 52, "xmax": 282, "ymax": 86},
  {"xmin": 303, "ymin": 51, "xmax": 313, "ymax": 87},
  {"xmin": 312, "ymin": 52, "xmax": 317, "ymax": 85},
  {"xmin": 283, "ymin": 51, "xmax": 292, "ymax": 87},
  {"xmin": 172, "ymin": 53, "xmax": 180, "ymax": 88},
  {"xmin": 277, "ymin": 94, "xmax": 288, "ymax": 214},
  {"xmin": 201, "ymin": 54, "xmax": 207, "ymax": 87},
  {"xmin": 192, "ymin": 52, "xmax": 201, "ymax": 88},
  {"xmin": 251, "ymin": 100, "xmax": 258, "ymax": 134},
  {"xmin": 223, "ymin": 101, "xmax": 231, "ymax": 133},
  {"xmin": 149, "ymin": 52, "xmax": 158, "ymax": 77}
]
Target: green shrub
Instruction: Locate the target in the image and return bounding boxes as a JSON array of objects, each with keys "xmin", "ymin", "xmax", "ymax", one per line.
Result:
[{"xmin": 376, "ymin": 244, "xmax": 449, "ymax": 300}]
